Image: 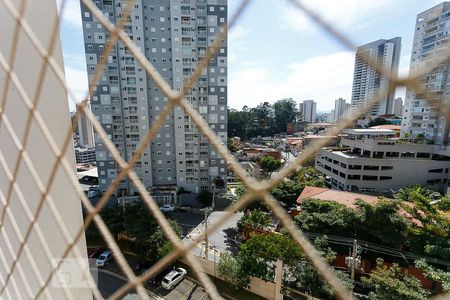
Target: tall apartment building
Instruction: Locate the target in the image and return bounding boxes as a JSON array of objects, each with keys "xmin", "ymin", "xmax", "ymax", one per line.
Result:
[
  {"xmin": 333, "ymin": 98, "xmax": 347, "ymax": 121},
  {"xmin": 402, "ymin": 2, "xmax": 450, "ymax": 145},
  {"xmin": 301, "ymin": 100, "xmax": 317, "ymax": 123},
  {"xmin": 80, "ymin": 0, "xmax": 228, "ymax": 195},
  {"xmin": 77, "ymin": 99, "xmax": 95, "ymax": 148},
  {"xmin": 351, "ymin": 38, "xmax": 401, "ymax": 116},
  {"xmin": 393, "ymin": 97, "xmax": 403, "ymax": 116}
]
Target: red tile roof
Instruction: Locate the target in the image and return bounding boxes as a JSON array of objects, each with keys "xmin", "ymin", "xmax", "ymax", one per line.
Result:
[{"xmin": 297, "ymin": 186, "xmax": 422, "ymax": 226}]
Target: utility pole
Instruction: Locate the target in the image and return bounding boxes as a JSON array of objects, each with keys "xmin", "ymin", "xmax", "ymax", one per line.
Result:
[
  {"xmin": 351, "ymin": 239, "xmax": 357, "ymax": 281},
  {"xmin": 204, "ymin": 208, "xmax": 209, "ymax": 260}
]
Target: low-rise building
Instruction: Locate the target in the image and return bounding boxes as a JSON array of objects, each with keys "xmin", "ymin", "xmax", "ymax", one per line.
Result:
[
  {"xmin": 315, "ymin": 129, "xmax": 450, "ymax": 194},
  {"xmin": 240, "ymin": 161, "xmax": 261, "ymax": 179},
  {"xmin": 243, "ymin": 147, "xmax": 281, "ymax": 160},
  {"xmin": 74, "ymin": 146, "xmax": 96, "ymax": 164}
]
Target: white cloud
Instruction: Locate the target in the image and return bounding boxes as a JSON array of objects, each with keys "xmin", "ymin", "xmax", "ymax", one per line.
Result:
[
  {"xmin": 280, "ymin": 0, "xmax": 394, "ymax": 33},
  {"xmin": 64, "ymin": 66, "xmax": 88, "ymax": 111},
  {"xmin": 56, "ymin": 0, "xmax": 82, "ymax": 27},
  {"xmin": 228, "ymin": 25, "xmax": 251, "ymax": 64},
  {"xmin": 229, "ymin": 51, "xmax": 355, "ymax": 112}
]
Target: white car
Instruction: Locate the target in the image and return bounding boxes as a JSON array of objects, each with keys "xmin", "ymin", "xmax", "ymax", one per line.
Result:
[
  {"xmin": 96, "ymin": 250, "xmax": 112, "ymax": 267},
  {"xmin": 161, "ymin": 267, "xmax": 187, "ymax": 290},
  {"xmin": 160, "ymin": 204, "xmax": 175, "ymax": 212}
]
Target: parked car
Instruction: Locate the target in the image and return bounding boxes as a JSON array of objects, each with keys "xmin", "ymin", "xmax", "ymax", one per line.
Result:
[
  {"xmin": 148, "ymin": 265, "xmax": 175, "ymax": 285},
  {"xmin": 96, "ymin": 250, "xmax": 112, "ymax": 267},
  {"xmin": 161, "ymin": 267, "xmax": 187, "ymax": 290},
  {"xmin": 176, "ymin": 205, "xmax": 193, "ymax": 212},
  {"xmin": 160, "ymin": 204, "xmax": 175, "ymax": 212}
]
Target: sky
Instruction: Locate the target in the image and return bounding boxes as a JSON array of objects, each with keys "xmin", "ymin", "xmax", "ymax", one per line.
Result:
[{"xmin": 58, "ymin": 0, "xmax": 444, "ymax": 113}]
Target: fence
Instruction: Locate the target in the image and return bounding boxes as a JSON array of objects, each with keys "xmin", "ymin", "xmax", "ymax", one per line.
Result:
[{"xmin": 0, "ymin": 0, "xmax": 449, "ymax": 299}]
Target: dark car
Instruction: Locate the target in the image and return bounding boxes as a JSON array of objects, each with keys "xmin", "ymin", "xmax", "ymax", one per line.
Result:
[
  {"xmin": 135, "ymin": 260, "xmax": 154, "ymax": 275},
  {"xmin": 176, "ymin": 205, "xmax": 193, "ymax": 212},
  {"xmin": 148, "ymin": 265, "xmax": 175, "ymax": 285}
]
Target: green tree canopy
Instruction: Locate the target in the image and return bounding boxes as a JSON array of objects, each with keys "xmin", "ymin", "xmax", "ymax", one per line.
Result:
[
  {"xmin": 273, "ymin": 98, "xmax": 298, "ymax": 133},
  {"xmin": 239, "ymin": 209, "xmax": 272, "ymax": 229},
  {"xmin": 259, "ymin": 156, "xmax": 282, "ymax": 175},
  {"xmin": 362, "ymin": 258, "xmax": 430, "ymax": 300},
  {"xmin": 294, "ymin": 198, "xmax": 409, "ymax": 249},
  {"xmin": 271, "ymin": 167, "xmax": 325, "ymax": 207}
]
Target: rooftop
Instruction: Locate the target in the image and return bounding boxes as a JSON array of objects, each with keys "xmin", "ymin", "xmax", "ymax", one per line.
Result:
[
  {"xmin": 369, "ymin": 125, "xmax": 401, "ymax": 131},
  {"xmin": 297, "ymin": 186, "xmax": 422, "ymax": 226},
  {"xmin": 343, "ymin": 128, "xmax": 396, "ymax": 135}
]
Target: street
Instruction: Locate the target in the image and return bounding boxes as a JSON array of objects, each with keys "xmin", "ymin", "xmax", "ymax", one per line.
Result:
[
  {"xmin": 97, "ymin": 270, "xmax": 129, "ymax": 298},
  {"xmin": 96, "ymin": 268, "xmax": 208, "ymax": 300},
  {"xmin": 271, "ymin": 151, "xmax": 297, "ymax": 178}
]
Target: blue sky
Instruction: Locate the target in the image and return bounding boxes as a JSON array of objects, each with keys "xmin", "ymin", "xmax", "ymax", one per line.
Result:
[{"xmin": 58, "ymin": 0, "xmax": 443, "ymax": 113}]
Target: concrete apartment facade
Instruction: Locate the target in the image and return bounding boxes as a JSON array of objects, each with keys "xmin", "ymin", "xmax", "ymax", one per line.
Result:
[
  {"xmin": 80, "ymin": 0, "xmax": 227, "ymax": 196},
  {"xmin": 402, "ymin": 2, "xmax": 450, "ymax": 145},
  {"xmin": 351, "ymin": 38, "xmax": 401, "ymax": 116},
  {"xmin": 393, "ymin": 97, "xmax": 403, "ymax": 116},
  {"xmin": 333, "ymin": 98, "xmax": 347, "ymax": 121},
  {"xmin": 77, "ymin": 99, "xmax": 95, "ymax": 148},
  {"xmin": 315, "ymin": 129, "xmax": 450, "ymax": 194},
  {"xmin": 301, "ymin": 100, "xmax": 317, "ymax": 123}
]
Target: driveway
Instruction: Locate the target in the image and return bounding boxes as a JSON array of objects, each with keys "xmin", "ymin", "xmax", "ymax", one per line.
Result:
[{"xmin": 151, "ymin": 278, "xmax": 208, "ymax": 300}]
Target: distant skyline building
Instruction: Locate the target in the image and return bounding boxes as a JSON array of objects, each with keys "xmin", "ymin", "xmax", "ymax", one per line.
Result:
[
  {"xmin": 402, "ymin": 2, "xmax": 450, "ymax": 145},
  {"xmin": 351, "ymin": 37, "xmax": 401, "ymax": 116},
  {"xmin": 393, "ymin": 97, "xmax": 403, "ymax": 116},
  {"xmin": 333, "ymin": 98, "xmax": 347, "ymax": 121},
  {"xmin": 77, "ymin": 99, "xmax": 95, "ymax": 148},
  {"xmin": 80, "ymin": 0, "xmax": 228, "ymax": 195},
  {"xmin": 328, "ymin": 109, "xmax": 335, "ymax": 123},
  {"xmin": 301, "ymin": 100, "xmax": 317, "ymax": 123}
]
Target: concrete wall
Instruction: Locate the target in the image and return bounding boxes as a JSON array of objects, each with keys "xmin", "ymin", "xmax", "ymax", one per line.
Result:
[
  {"xmin": 180, "ymin": 254, "xmax": 280, "ymax": 300},
  {"xmin": 0, "ymin": 1, "xmax": 90, "ymax": 298}
]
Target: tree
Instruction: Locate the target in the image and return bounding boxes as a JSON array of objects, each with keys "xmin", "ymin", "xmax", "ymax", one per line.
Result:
[
  {"xmin": 290, "ymin": 236, "xmax": 353, "ymax": 299},
  {"xmin": 217, "ymin": 252, "xmax": 250, "ymax": 288},
  {"xmin": 239, "ymin": 209, "xmax": 272, "ymax": 229},
  {"xmin": 369, "ymin": 117, "xmax": 389, "ymax": 127},
  {"xmin": 88, "ymin": 202, "xmax": 181, "ymax": 262},
  {"xmin": 197, "ymin": 191, "xmax": 213, "ymax": 207},
  {"xmin": 394, "ymin": 185, "xmax": 450, "ymax": 260},
  {"xmin": 294, "ymin": 199, "xmax": 360, "ymax": 238},
  {"xmin": 362, "ymin": 258, "xmax": 430, "ymax": 300},
  {"xmin": 238, "ymin": 233, "xmax": 352, "ymax": 299},
  {"xmin": 294, "ymin": 198, "xmax": 410, "ymax": 249},
  {"xmin": 354, "ymin": 199, "xmax": 408, "ymax": 249},
  {"xmin": 415, "ymin": 259, "xmax": 450, "ymax": 293},
  {"xmin": 271, "ymin": 167, "xmax": 325, "ymax": 208},
  {"xmin": 259, "ymin": 156, "xmax": 281, "ymax": 176},
  {"xmin": 240, "ymin": 232, "xmax": 303, "ymax": 281},
  {"xmin": 228, "ymin": 107, "xmax": 251, "ymax": 139},
  {"xmin": 273, "ymin": 98, "xmax": 298, "ymax": 133}
]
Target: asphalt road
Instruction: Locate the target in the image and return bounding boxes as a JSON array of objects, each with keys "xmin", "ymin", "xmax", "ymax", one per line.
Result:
[
  {"xmin": 97, "ymin": 268, "xmax": 207, "ymax": 300},
  {"xmin": 97, "ymin": 270, "xmax": 128, "ymax": 298},
  {"xmin": 166, "ymin": 210, "xmax": 205, "ymax": 236}
]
